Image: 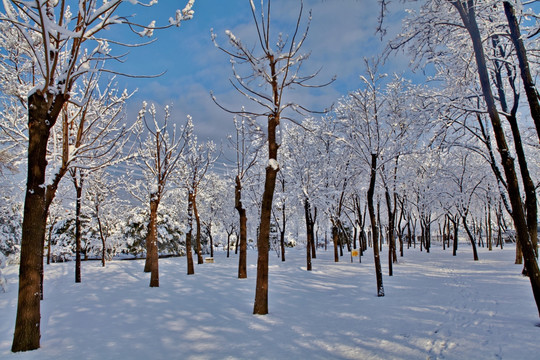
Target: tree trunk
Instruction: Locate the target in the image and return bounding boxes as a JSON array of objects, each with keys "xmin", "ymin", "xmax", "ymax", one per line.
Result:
[
  {"xmin": 193, "ymin": 193, "xmax": 204, "ymax": 265},
  {"xmin": 397, "ymin": 204, "xmax": 404, "ymax": 257},
  {"xmin": 310, "ymin": 207, "xmax": 317, "ymax": 259},
  {"xmin": 505, "ymin": 114, "xmax": 538, "ymax": 258},
  {"xmin": 407, "ymin": 218, "xmax": 412, "ymax": 249},
  {"xmin": 497, "ymin": 202, "xmax": 504, "ymax": 249},
  {"xmin": 377, "ymin": 199, "xmax": 382, "ymax": 252},
  {"xmin": 491, "ymin": 36, "xmax": 539, "ymax": 259},
  {"xmin": 487, "ymin": 202, "xmax": 493, "ymax": 251},
  {"xmin": 74, "ymin": 176, "xmax": 84, "ymax": 283},
  {"xmin": 367, "ymin": 154, "xmax": 384, "ymax": 297},
  {"xmin": 280, "ymin": 229, "xmax": 285, "ymax": 261},
  {"xmin": 304, "ymin": 198, "xmax": 312, "ymax": 271},
  {"xmin": 253, "ymin": 110, "xmax": 279, "ymax": 315},
  {"xmin": 280, "ymin": 179, "xmax": 287, "ymax": 262},
  {"xmin": 385, "ymin": 189, "xmax": 396, "ymax": 276},
  {"xmin": 332, "ymin": 222, "xmax": 339, "ymax": 262},
  {"xmin": 353, "ymin": 225, "xmax": 357, "ymax": 250},
  {"xmin": 503, "ymin": 1, "xmax": 540, "ymax": 144},
  {"xmin": 462, "ymin": 214, "xmax": 479, "ymax": 261},
  {"xmin": 146, "ymin": 197, "xmax": 160, "ymax": 287},
  {"xmin": 226, "ymin": 231, "xmax": 231, "ymax": 258},
  {"xmin": 449, "ymin": 215, "xmax": 459, "ymax": 257},
  {"xmin": 97, "ymin": 212, "xmax": 107, "ymax": 267},
  {"xmin": 453, "ymin": 0, "xmax": 540, "ymax": 316},
  {"xmin": 47, "ymin": 223, "xmax": 52, "ymax": 265},
  {"xmin": 235, "ymin": 176, "xmax": 247, "ymax": 278},
  {"xmin": 144, "ymin": 196, "xmax": 156, "ymax": 274},
  {"xmin": 93, "ymin": 198, "xmax": 107, "ymax": 268},
  {"xmin": 206, "ymin": 224, "xmax": 214, "ymax": 258},
  {"xmin": 12, "ymin": 91, "xmax": 66, "ymax": 352},
  {"xmin": 186, "ymin": 191, "xmax": 195, "ymax": 275}
]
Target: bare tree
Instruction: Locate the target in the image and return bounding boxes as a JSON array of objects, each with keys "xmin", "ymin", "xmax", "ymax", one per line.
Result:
[
  {"xmin": 2, "ymin": 0, "xmax": 195, "ymax": 351},
  {"xmin": 386, "ymin": 0, "xmax": 540, "ymax": 316},
  {"xmin": 85, "ymin": 169, "xmax": 123, "ymax": 268},
  {"xmin": 502, "ymin": 1, "xmax": 540, "ymax": 144},
  {"xmin": 229, "ymin": 115, "xmax": 263, "ymax": 278},
  {"xmin": 212, "ymin": 0, "xmax": 332, "ymax": 315},
  {"xmin": 450, "ymin": 0, "xmax": 540, "ymax": 315},
  {"xmin": 181, "ymin": 135, "xmax": 217, "ymax": 272},
  {"xmin": 134, "ymin": 103, "xmax": 190, "ymax": 287}
]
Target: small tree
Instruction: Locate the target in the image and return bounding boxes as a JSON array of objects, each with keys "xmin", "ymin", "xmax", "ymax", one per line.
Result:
[
  {"xmin": 228, "ymin": 115, "xmax": 263, "ymax": 277},
  {"xmin": 181, "ymin": 135, "xmax": 217, "ymax": 273},
  {"xmin": 212, "ymin": 0, "xmax": 332, "ymax": 315},
  {"xmin": 85, "ymin": 169, "xmax": 126, "ymax": 267},
  {"xmin": 133, "ymin": 103, "xmax": 190, "ymax": 287}
]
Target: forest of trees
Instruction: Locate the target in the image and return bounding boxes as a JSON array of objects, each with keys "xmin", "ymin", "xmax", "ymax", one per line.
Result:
[{"xmin": 1, "ymin": 0, "xmax": 540, "ymax": 353}]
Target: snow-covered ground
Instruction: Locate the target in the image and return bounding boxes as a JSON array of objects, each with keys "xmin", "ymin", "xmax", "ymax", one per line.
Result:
[{"xmin": 0, "ymin": 244, "xmax": 538, "ymax": 359}]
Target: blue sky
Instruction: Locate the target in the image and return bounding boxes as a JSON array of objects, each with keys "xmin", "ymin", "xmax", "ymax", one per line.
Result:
[
  {"xmin": 104, "ymin": 0, "xmax": 413, "ymax": 162},
  {"xmin": 0, "ymin": 0, "xmax": 413, "ymax": 169}
]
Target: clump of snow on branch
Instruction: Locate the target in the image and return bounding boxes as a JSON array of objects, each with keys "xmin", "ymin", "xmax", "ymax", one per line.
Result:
[
  {"xmin": 269, "ymin": 158, "xmax": 279, "ymax": 170},
  {"xmin": 169, "ymin": 0, "xmax": 196, "ymax": 26},
  {"xmin": 138, "ymin": 21, "xmax": 156, "ymax": 37}
]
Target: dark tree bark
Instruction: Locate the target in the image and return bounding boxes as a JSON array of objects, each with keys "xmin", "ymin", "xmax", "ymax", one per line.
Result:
[
  {"xmin": 280, "ymin": 227, "xmax": 286, "ymax": 262},
  {"xmin": 449, "ymin": 214, "xmax": 460, "ymax": 256},
  {"xmin": 503, "ymin": 1, "xmax": 540, "ymax": 144},
  {"xmin": 332, "ymin": 221, "xmax": 339, "ymax": 262},
  {"xmin": 46, "ymin": 223, "xmax": 53, "ymax": 265},
  {"xmin": 462, "ymin": 215, "xmax": 479, "ymax": 261},
  {"xmin": 452, "ymin": 0, "xmax": 540, "ymax": 316},
  {"xmin": 397, "ymin": 200, "xmax": 404, "ymax": 257},
  {"xmin": 235, "ymin": 176, "xmax": 248, "ymax": 278},
  {"xmin": 487, "ymin": 202, "xmax": 493, "ymax": 251},
  {"xmin": 73, "ymin": 173, "xmax": 84, "ymax": 283},
  {"xmin": 96, "ymin": 205, "xmax": 107, "ymax": 267},
  {"xmin": 253, "ymin": 113, "xmax": 279, "ymax": 315},
  {"xmin": 385, "ymin": 189, "xmax": 397, "ymax": 276},
  {"xmin": 146, "ymin": 196, "xmax": 160, "ymax": 287},
  {"xmin": 304, "ymin": 198, "xmax": 313, "ymax": 271},
  {"xmin": 226, "ymin": 231, "xmax": 231, "ymax": 258},
  {"xmin": 193, "ymin": 192, "xmax": 203, "ymax": 265},
  {"xmin": 186, "ymin": 191, "xmax": 195, "ymax": 275},
  {"xmin": 491, "ymin": 35, "xmax": 538, "ymax": 259},
  {"xmin": 310, "ymin": 207, "xmax": 317, "ymax": 259},
  {"xmin": 206, "ymin": 223, "xmax": 214, "ymax": 258},
  {"xmin": 367, "ymin": 153, "xmax": 384, "ymax": 297},
  {"xmin": 12, "ymin": 91, "xmax": 67, "ymax": 352}
]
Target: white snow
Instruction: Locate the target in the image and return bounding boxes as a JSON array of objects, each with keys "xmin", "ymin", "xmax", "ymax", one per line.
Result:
[
  {"xmin": 269, "ymin": 158, "xmax": 279, "ymax": 170},
  {"xmin": 0, "ymin": 245, "xmax": 539, "ymax": 359}
]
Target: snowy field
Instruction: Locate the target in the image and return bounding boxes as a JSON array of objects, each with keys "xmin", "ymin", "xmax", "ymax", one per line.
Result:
[{"xmin": 0, "ymin": 245, "xmax": 539, "ymax": 360}]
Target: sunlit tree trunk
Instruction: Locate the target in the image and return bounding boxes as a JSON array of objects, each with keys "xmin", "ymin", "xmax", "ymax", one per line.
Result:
[
  {"xmin": 146, "ymin": 196, "xmax": 160, "ymax": 287},
  {"xmin": 253, "ymin": 111, "xmax": 279, "ymax": 315},
  {"xmin": 186, "ymin": 191, "xmax": 195, "ymax": 275},
  {"xmin": 12, "ymin": 92, "xmax": 66, "ymax": 352}
]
